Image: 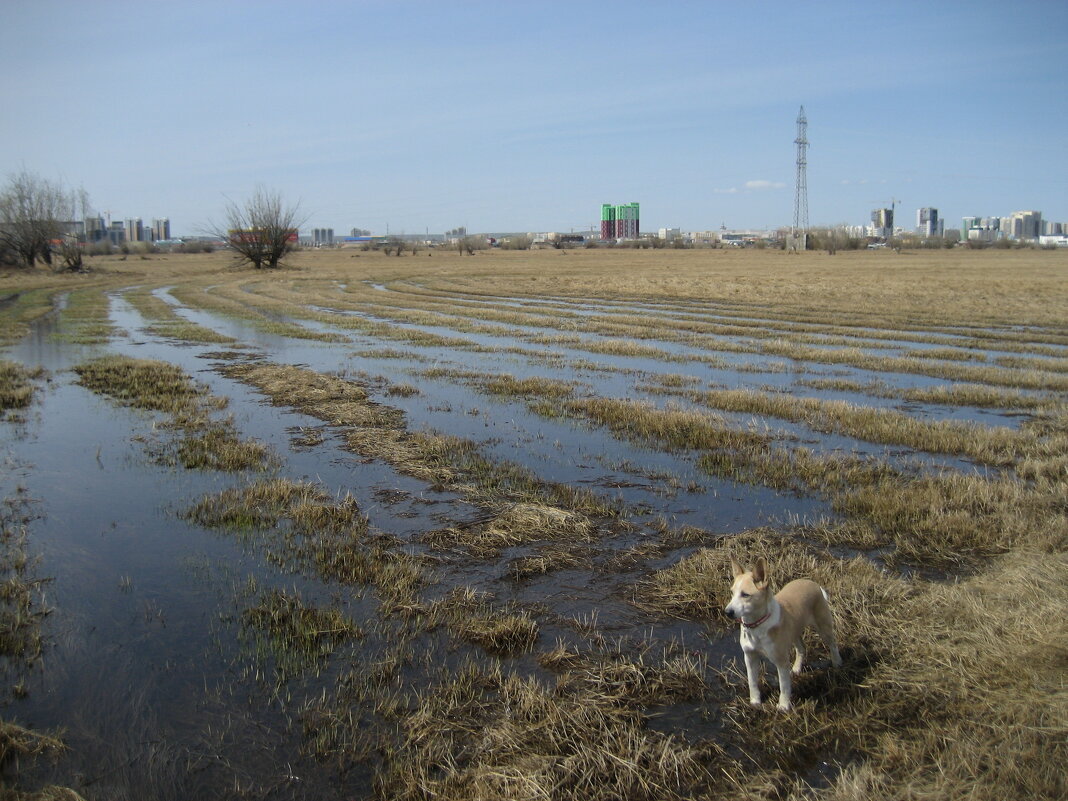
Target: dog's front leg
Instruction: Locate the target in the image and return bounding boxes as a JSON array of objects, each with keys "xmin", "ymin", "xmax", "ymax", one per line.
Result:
[
  {"xmin": 743, "ymin": 650, "xmax": 762, "ymax": 706},
  {"xmin": 775, "ymin": 662, "xmax": 793, "ymax": 711}
]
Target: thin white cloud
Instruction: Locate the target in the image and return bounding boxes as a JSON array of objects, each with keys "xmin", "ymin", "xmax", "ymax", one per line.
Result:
[
  {"xmin": 744, "ymin": 180, "xmax": 785, "ymax": 190},
  {"xmin": 716, "ymin": 180, "xmax": 784, "ymax": 194}
]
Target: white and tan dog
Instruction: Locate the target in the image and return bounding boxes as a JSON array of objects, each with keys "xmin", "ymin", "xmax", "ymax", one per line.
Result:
[{"xmin": 724, "ymin": 556, "xmax": 842, "ymax": 711}]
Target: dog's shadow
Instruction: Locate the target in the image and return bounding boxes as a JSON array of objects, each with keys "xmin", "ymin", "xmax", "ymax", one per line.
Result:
[
  {"xmin": 721, "ymin": 642, "xmax": 878, "ymax": 709},
  {"xmin": 787, "ymin": 644, "xmax": 876, "ymax": 706}
]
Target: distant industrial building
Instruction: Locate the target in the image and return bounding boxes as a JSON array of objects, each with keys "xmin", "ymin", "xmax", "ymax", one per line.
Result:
[
  {"xmin": 916, "ymin": 208, "xmax": 943, "ymax": 237},
  {"xmin": 600, "ymin": 202, "xmax": 640, "ymax": 239},
  {"xmin": 312, "ymin": 228, "xmax": 335, "ymax": 246}
]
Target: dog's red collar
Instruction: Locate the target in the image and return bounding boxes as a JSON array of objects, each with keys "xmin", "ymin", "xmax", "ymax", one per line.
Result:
[{"xmin": 743, "ymin": 612, "xmax": 771, "ymax": 629}]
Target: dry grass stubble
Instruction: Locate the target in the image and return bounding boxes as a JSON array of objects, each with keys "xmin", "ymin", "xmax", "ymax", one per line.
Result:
[{"xmin": 637, "ymin": 531, "xmax": 1067, "ymax": 801}]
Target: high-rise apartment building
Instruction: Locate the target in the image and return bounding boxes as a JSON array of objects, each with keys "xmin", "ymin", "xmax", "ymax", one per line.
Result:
[
  {"xmin": 152, "ymin": 218, "xmax": 170, "ymax": 241},
  {"xmin": 870, "ymin": 208, "xmax": 893, "ymax": 238},
  {"xmin": 917, "ymin": 208, "xmax": 942, "ymax": 237},
  {"xmin": 601, "ymin": 203, "xmax": 640, "ymax": 239},
  {"xmin": 1007, "ymin": 210, "xmax": 1042, "ymax": 240},
  {"xmin": 124, "ymin": 218, "xmax": 144, "ymax": 243},
  {"xmin": 84, "ymin": 216, "xmax": 107, "ymax": 243}
]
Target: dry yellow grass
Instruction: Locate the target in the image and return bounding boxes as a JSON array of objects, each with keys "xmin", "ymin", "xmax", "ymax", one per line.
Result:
[{"xmin": 5, "ymin": 246, "xmax": 1067, "ymax": 327}]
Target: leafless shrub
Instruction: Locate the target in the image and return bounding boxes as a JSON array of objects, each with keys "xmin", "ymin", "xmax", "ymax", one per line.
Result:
[{"xmin": 210, "ymin": 186, "xmax": 304, "ymax": 269}]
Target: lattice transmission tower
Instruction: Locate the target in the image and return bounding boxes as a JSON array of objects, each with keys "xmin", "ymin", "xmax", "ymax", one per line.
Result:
[{"xmin": 790, "ymin": 105, "xmax": 809, "ymax": 251}]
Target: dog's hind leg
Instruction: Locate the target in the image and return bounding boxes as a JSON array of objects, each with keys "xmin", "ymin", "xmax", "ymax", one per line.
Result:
[
  {"xmin": 792, "ymin": 640, "xmax": 805, "ymax": 674},
  {"xmin": 815, "ymin": 592, "xmax": 843, "ymax": 667},
  {"xmin": 775, "ymin": 662, "xmax": 793, "ymax": 711}
]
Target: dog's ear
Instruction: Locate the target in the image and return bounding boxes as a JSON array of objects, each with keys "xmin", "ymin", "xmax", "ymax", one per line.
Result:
[
  {"xmin": 753, "ymin": 557, "xmax": 769, "ymax": 588},
  {"xmin": 730, "ymin": 557, "xmax": 744, "ymax": 579}
]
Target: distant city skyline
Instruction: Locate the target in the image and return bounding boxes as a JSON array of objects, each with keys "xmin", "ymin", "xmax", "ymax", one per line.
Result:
[{"xmin": 2, "ymin": 1, "xmax": 1065, "ymax": 236}]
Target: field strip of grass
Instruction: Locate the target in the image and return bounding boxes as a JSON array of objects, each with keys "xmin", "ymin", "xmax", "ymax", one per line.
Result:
[
  {"xmin": 429, "ymin": 363, "xmax": 1038, "ymax": 470},
  {"xmin": 580, "ymin": 297, "xmax": 1068, "ymax": 353},
  {"xmin": 557, "ymin": 394, "xmax": 1065, "ymax": 564},
  {"xmin": 797, "ymin": 377, "xmax": 1060, "ymax": 410},
  {"xmin": 166, "ymin": 283, "xmax": 346, "ymax": 343},
  {"xmin": 680, "ymin": 387, "xmax": 1036, "ymax": 466},
  {"xmin": 0, "ymin": 287, "xmax": 59, "ymax": 346},
  {"xmin": 121, "ymin": 287, "xmax": 239, "ymax": 344},
  {"xmin": 0, "ymin": 360, "xmax": 46, "ymax": 415},
  {"xmin": 73, "ymin": 355, "xmax": 275, "ymax": 471},
  {"xmin": 218, "ymin": 361, "xmax": 618, "ymax": 521},
  {"xmin": 50, "ymin": 287, "xmax": 116, "ymax": 344},
  {"xmin": 184, "ymin": 476, "xmax": 433, "ymax": 615},
  {"xmin": 257, "ymin": 279, "xmax": 1068, "ymax": 392},
  {"xmin": 756, "ymin": 339, "xmax": 1068, "ymax": 390},
  {"xmin": 219, "ymin": 280, "xmax": 491, "ymax": 349}
]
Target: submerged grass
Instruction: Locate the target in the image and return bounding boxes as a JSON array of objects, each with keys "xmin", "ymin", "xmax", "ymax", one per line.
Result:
[
  {"xmin": 798, "ymin": 377, "xmax": 1059, "ymax": 411},
  {"xmin": 74, "ymin": 355, "xmax": 274, "ymax": 471},
  {"xmin": 0, "ymin": 497, "xmax": 52, "ymax": 675},
  {"xmin": 0, "ymin": 494, "xmax": 73, "ymax": 798},
  {"xmin": 186, "ymin": 478, "xmax": 431, "ymax": 613},
  {"xmin": 167, "ymin": 283, "xmax": 347, "ymax": 343},
  {"xmin": 422, "ymin": 502, "xmax": 594, "ymax": 557},
  {"xmin": 222, "ymin": 361, "xmax": 617, "ymax": 520},
  {"xmin": 562, "ymin": 393, "xmax": 1067, "ymax": 565},
  {"xmin": 426, "ymin": 587, "xmax": 539, "ymax": 656},
  {"xmin": 73, "ymin": 355, "xmax": 217, "ymax": 414},
  {"xmin": 0, "ymin": 288, "xmax": 57, "ymax": 346},
  {"xmin": 51, "ymin": 288, "xmax": 115, "ymax": 345},
  {"xmin": 0, "ymin": 361, "xmax": 45, "ymax": 414},
  {"xmin": 690, "ymin": 386, "xmax": 1031, "ymax": 465},
  {"xmin": 122, "ymin": 287, "xmax": 237, "ymax": 344},
  {"xmin": 241, "ymin": 587, "xmax": 361, "ymax": 680}
]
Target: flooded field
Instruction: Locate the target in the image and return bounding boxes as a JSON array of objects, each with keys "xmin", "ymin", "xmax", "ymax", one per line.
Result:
[{"xmin": 1, "ymin": 248, "xmax": 1065, "ymax": 800}]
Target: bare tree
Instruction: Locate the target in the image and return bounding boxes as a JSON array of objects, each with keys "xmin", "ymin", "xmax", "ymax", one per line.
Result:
[
  {"xmin": 0, "ymin": 170, "xmax": 77, "ymax": 269},
  {"xmin": 382, "ymin": 234, "xmax": 406, "ymax": 257},
  {"xmin": 212, "ymin": 187, "xmax": 303, "ymax": 269},
  {"xmin": 457, "ymin": 235, "xmax": 482, "ymax": 256}
]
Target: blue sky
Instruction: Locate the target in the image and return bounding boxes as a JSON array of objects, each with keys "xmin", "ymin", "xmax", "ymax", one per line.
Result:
[{"xmin": 2, "ymin": 0, "xmax": 1065, "ymax": 236}]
